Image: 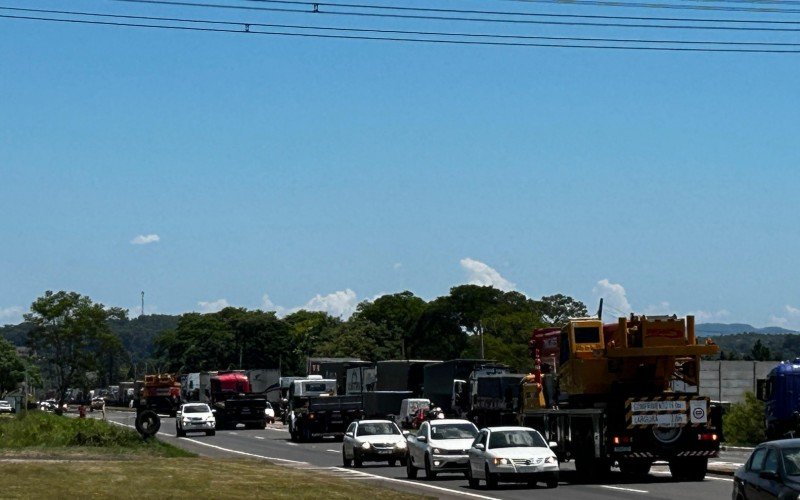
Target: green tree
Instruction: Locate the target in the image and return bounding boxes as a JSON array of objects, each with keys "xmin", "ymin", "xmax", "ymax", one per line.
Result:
[
  {"xmin": 539, "ymin": 294, "xmax": 589, "ymax": 326},
  {"xmin": 723, "ymin": 392, "xmax": 766, "ymax": 445},
  {"xmin": 315, "ymin": 318, "xmax": 400, "ymax": 361},
  {"xmin": 24, "ymin": 291, "xmax": 126, "ymax": 408},
  {"xmin": 0, "ymin": 337, "xmax": 25, "ymax": 396},
  {"xmin": 751, "ymin": 339, "xmax": 772, "ymax": 361},
  {"xmin": 352, "ymin": 291, "xmax": 426, "ymax": 358},
  {"xmin": 284, "ymin": 310, "xmax": 341, "ymax": 373}
]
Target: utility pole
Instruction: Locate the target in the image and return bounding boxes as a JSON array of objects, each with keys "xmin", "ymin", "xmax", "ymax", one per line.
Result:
[{"xmin": 141, "ymin": 291, "xmax": 145, "ymax": 317}]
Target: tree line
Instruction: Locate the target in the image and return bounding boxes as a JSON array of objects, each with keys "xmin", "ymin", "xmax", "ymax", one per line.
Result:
[{"xmin": 0, "ymin": 287, "xmax": 588, "ymax": 398}]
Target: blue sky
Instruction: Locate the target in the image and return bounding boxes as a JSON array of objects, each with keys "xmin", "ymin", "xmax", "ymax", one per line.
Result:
[{"xmin": 2, "ymin": 0, "xmax": 799, "ymax": 329}]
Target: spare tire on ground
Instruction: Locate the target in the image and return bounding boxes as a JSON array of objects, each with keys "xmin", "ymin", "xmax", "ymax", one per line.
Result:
[{"xmin": 135, "ymin": 410, "xmax": 161, "ymax": 439}]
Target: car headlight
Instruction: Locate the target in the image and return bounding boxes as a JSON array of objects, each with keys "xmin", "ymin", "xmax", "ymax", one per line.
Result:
[
  {"xmin": 493, "ymin": 458, "xmax": 512, "ymax": 465},
  {"xmin": 361, "ymin": 442, "xmax": 371, "ymax": 449},
  {"xmin": 432, "ymin": 448, "xmax": 441, "ymax": 454},
  {"xmin": 545, "ymin": 456, "xmax": 556, "ymax": 464},
  {"xmin": 395, "ymin": 441, "xmax": 407, "ymax": 449}
]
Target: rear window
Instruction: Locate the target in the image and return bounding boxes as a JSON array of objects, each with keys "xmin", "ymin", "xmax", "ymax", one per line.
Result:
[{"xmin": 574, "ymin": 327, "xmax": 600, "ymax": 344}]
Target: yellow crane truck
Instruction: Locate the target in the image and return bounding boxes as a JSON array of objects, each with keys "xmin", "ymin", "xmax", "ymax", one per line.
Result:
[{"xmin": 521, "ymin": 314, "xmax": 720, "ymax": 481}]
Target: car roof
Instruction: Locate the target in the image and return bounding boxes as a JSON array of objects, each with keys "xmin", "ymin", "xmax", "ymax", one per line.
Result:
[
  {"xmin": 482, "ymin": 426, "xmax": 538, "ymax": 432},
  {"xmin": 759, "ymin": 439, "xmax": 800, "ymax": 449},
  {"xmin": 182, "ymin": 403, "xmax": 210, "ymax": 408},
  {"xmin": 357, "ymin": 419, "xmax": 397, "ymax": 425},
  {"xmin": 425, "ymin": 419, "xmax": 476, "ymax": 426}
]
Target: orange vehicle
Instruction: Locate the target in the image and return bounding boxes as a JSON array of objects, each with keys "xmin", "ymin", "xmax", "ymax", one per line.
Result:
[
  {"xmin": 135, "ymin": 373, "xmax": 181, "ymax": 417},
  {"xmin": 521, "ymin": 314, "xmax": 721, "ymax": 482}
]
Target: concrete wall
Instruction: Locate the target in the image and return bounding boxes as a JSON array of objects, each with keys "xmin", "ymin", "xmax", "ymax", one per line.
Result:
[{"xmin": 699, "ymin": 360, "xmax": 779, "ymax": 404}]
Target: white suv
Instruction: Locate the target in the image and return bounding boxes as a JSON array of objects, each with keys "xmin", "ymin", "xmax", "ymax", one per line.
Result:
[
  {"xmin": 176, "ymin": 403, "xmax": 216, "ymax": 437},
  {"xmin": 406, "ymin": 419, "xmax": 479, "ymax": 479}
]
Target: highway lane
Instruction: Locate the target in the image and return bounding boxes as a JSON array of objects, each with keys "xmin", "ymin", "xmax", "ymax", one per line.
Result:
[{"xmin": 106, "ymin": 410, "xmax": 736, "ymax": 499}]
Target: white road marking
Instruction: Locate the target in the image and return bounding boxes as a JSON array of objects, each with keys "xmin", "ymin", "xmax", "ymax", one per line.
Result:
[
  {"xmin": 705, "ymin": 476, "xmax": 734, "ymax": 482},
  {"xmin": 284, "ymin": 441, "xmax": 298, "ymax": 446},
  {"xmin": 326, "ymin": 449, "xmax": 339, "ymax": 453},
  {"xmin": 329, "ymin": 467, "xmax": 501, "ymax": 499},
  {"xmin": 229, "ymin": 432, "xmax": 239, "ymax": 435},
  {"xmin": 255, "ymin": 436, "xmax": 265, "ymax": 440},
  {"xmin": 108, "ymin": 417, "xmax": 496, "ymax": 499},
  {"xmin": 598, "ymin": 485, "xmax": 649, "ymax": 494}
]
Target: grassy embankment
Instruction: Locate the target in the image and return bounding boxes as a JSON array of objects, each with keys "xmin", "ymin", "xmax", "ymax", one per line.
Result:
[{"xmin": 0, "ymin": 412, "xmax": 421, "ymax": 499}]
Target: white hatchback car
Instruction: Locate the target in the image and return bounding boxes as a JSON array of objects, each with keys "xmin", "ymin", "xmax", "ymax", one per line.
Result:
[
  {"xmin": 342, "ymin": 419, "xmax": 408, "ymax": 467},
  {"xmin": 467, "ymin": 426, "xmax": 559, "ymax": 489},
  {"xmin": 176, "ymin": 403, "xmax": 216, "ymax": 437},
  {"xmin": 406, "ymin": 419, "xmax": 479, "ymax": 479}
]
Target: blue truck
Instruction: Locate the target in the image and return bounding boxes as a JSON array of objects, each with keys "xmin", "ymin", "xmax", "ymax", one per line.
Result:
[{"xmin": 761, "ymin": 359, "xmax": 800, "ymax": 440}]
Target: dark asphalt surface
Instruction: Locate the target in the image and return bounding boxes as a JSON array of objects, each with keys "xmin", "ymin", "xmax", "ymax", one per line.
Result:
[{"xmin": 104, "ymin": 410, "xmax": 739, "ymax": 499}]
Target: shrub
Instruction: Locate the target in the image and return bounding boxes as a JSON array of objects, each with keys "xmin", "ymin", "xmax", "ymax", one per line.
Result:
[{"xmin": 723, "ymin": 392, "xmax": 765, "ymax": 445}]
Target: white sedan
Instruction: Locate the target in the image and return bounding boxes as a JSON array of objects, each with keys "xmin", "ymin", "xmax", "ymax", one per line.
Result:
[
  {"xmin": 406, "ymin": 419, "xmax": 479, "ymax": 479},
  {"xmin": 342, "ymin": 420, "xmax": 408, "ymax": 467},
  {"xmin": 176, "ymin": 403, "xmax": 216, "ymax": 437},
  {"xmin": 467, "ymin": 426, "xmax": 559, "ymax": 489}
]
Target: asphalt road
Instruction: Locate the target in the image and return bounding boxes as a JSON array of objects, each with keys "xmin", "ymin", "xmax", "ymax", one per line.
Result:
[{"xmin": 104, "ymin": 410, "xmax": 739, "ymax": 499}]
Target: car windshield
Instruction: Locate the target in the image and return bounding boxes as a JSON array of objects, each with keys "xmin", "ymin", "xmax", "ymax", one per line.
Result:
[
  {"xmin": 430, "ymin": 423, "xmax": 478, "ymax": 440},
  {"xmin": 357, "ymin": 422, "xmax": 400, "ymax": 436},
  {"xmin": 183, "ymin": 404, "xmax": 211, "ymax": 414},
  {"xmin": 782, "ymin": 448, "xmax": 800, "ymax": 475},
  {"xmin": 488, "ymin": 430, "xmax": 547, "ymax": 449}
]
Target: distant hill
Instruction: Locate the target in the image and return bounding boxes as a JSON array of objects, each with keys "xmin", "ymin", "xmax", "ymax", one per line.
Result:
[
  {"xmin": 1, "ymin": 314, "xmax": 179, "ymax": 362},
  {"xmin": 697, "ymin": 323, "xmax": 799, "ymax": 336}
]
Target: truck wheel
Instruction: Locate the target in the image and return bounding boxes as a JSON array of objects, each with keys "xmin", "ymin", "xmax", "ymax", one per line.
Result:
[
  {"xmin": 406, "ymin": 456, "xmax": 418, "ymax": 478},
  {"xmin": 484, "ymin": 464, "xmax": 498, "ymax": 489},
  {"xmin": 135, "ymin": 410, "xmax": 161, "ymax": 438},
  {"xmin": 575, "ymin": 456, "xmax": 610, "ymax": 483},
  {"xmin": 425, "ymin": 455, "xmax": 437, "ymax": 480}
]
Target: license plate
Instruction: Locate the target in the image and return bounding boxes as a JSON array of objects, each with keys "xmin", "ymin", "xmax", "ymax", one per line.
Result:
[
  {"xmin": 378, "ymin": 450, "xmax": 392, "ymax": 454},
  {"xmin": 517, "ymin": 466, "xmax": 539, "ymax": 473}
]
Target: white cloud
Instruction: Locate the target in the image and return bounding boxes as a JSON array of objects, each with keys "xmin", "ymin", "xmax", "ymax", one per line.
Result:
[
  {"xmin": 261, "ymin": 289, "xmax": 359, "ymax": 318},
  {"xmin": 299, "ymin": 289, "xmax": 359, "ymax": 318},
  {"xmin": 393, "ymin": 262, "xmax": 403, "ymax": 270},
  {"xmin": 786, "ymin": 305, "xmax": 800, "ymax": 316},
  {"xmin": 770, "ymin": 315, "xmax": 789, "ymax": 327},
  {"xmin": 460, "ymin": 258, "xmax": 515, "ymax": 291},
  {"xmin": 197, "ymin": 298, "xmax": 230, "ymax": 313},
  {"xmin": 131, "ymin": 234, "xmax": 160, "ymax": 245},
  {"xmin": 592, "ymin": 279, "xmax": 632, "ymax": 316},
  {"xmin": 0, "ymin": 306, "xmax": 24, "ymax": 324},
  {"xmin": 261, "ymin": 294, "xmax": 286, "ymax": 316}
]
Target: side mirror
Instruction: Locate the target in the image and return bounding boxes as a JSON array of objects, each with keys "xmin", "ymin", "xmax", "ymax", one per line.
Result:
[
  {"xmin": 474, "ymin": 443, "xmax": 485, "ymax": 451},
  {"xmin": 548, "ymin": 441, "xmax": 558, "ymax": 449},
  {"xmin": 402, "ymin": 430, "xmax": 410, "ymax": 437},
  {"xmin": 212, "ymin": 409, "xmax": 217, "ymax": 414},
  {"xmin": 416, "ymin": 436, "xmax": 427, "ymax": 442},
  {"xmin": 759, "ymin": 470, "xmax": 780, "ymax": 481},
  {"xmin": 176, "ymin": 411, "xmax": 182, "ymax": 416},
  {"xmin": 345, "ymin": 432, "xmax": 354, "ymax": 437}
]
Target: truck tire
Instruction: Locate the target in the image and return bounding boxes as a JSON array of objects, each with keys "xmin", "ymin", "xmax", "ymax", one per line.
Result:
[
  {"xmin": 135, "ymin": 410, "xmax": 161, "ymax": 438},
  {"xmin": 406, "ymin": 456, "xmax": 418, "ymax": 478},
  {"xmin": 575, "ymin": 455, "xmax": 610, "ymax": 483},
  {"xmin": 425, "ymin": 455, "xmax": 437, "ymax": 479}
]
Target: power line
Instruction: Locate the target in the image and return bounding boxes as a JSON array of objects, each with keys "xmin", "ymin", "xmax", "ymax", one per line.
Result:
[
  {"xmin": 3, "ymin": 12, "xmax": 799, "ymax": 52},
  {"xmin": 109, "ymin": 0, "xmax": 800, "ymax": 31},
  {"xmin": 6, "ymin": 6, "xmax": 799, "ymax": 45},
  {"xmin": 120, "ymin": 0, "xmax": 800, "ymax": 23},
  {"xmin": 451, "ymin": 0, "xmax": 800, "ymax": 13}
]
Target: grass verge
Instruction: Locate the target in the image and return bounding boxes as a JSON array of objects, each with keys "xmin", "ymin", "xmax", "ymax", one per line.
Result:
[{"xmin": 2, "ymin": 457, "xmax": 423, "ymax": 499}]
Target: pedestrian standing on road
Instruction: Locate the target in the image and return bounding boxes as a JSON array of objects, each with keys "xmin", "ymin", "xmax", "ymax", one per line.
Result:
[{"xmin": 101, "ymin": 399, "xmax": 106, "ymax": 420}]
